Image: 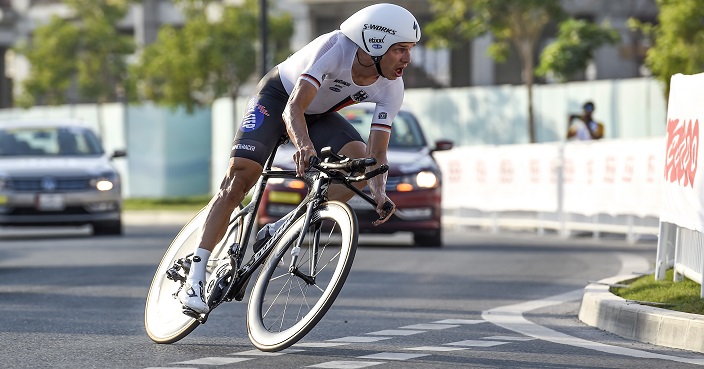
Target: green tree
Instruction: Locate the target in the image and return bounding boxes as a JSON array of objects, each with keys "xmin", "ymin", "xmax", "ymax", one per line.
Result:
[
  {"xmin": 133, "ymin": 0, "xmax": 293, "ymax": 113},
  {"xmin": 426, "ymin": 0, "xmax": 565, "ymax": 143},
  {"xmin": 536, "ymin": 19, "xmax": 620, "ymax": 82},
  {"xmin": 14, "ymin": 0, "xmax": 135, "ymax": 107},
  {"xmin": 14, "ymin": 17, "xmax": 80, "ymax": 107},
  {"xmin": 628, "ymin": 0, "xmax": 704, "ymax": 98}
]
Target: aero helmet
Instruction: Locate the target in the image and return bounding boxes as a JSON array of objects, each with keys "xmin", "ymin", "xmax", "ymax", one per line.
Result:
[{"xmin": 340, "ymin": 3, "xmax": 420, "ymax": 77}]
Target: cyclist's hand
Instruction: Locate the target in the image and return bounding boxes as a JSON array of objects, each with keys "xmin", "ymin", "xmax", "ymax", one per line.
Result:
[
  {"xmin": 293, "ymin": 144, "xmax": 317, "ymax": 177},
  {"xmin": 373, "ymin": 199, "xmax": 395, "ymax": 226}
]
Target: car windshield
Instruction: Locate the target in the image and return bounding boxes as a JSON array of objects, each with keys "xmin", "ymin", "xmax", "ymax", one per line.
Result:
[
  {"xmin": 341, "ymin": 108, "xmax": 426, "ymax": 148},
  {"xmin": 0, "ymin": 126, "xmax": 105, "ymax": 157}
]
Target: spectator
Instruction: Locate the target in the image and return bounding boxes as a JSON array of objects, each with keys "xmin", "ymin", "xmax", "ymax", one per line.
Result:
[{"xmin": 567, "ymin": 101, "xmax": 604, "ymax": 141}]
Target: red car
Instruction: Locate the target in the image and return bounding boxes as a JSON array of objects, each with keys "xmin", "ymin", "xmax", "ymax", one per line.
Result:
[{"xmin": 257, "ymin": 103, "xmax": 453, "ymax": 246}]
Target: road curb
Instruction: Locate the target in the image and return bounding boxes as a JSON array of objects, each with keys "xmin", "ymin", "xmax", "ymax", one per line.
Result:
[{"xmin": 579, "ymin": 274, "xmax": 704, "ymax": 353}]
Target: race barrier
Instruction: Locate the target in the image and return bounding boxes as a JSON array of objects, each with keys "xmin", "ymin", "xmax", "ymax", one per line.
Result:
[
  {"xmin": 654, "ymin": 72, "xmax": 704, "ymax": 296},
  {"xmin": 435, "ymin": 137, "xmax": 663, "ymax": 243}
]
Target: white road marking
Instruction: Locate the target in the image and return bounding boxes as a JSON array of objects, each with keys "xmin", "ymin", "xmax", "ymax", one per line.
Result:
[
  {"xmin": 230, "ymin": 348, "xmax": 305, "ymax": 356},
  {"xmin": 366, "ymin": 329, "xmax": 425, "ymax": 336},
  {"xmin": 307, "ymin": 361, "xmax": 384, "ymax": 368},
  {"xmin": 483, "ymin": 335, "xmax": 535, "ymax": 341},
  {"xmin": 327, "ymin": 336, "xmax": 392, "ymax": 343},
  {"xmin": 172, "ymin": 357, "xmax": 252, "ymax": 365},
  {"xmin": 296, "ymin": 342, "xmax": 351, "ymax": 348},
  {"xmin": 433, "ymin": 319, "xmax": 485, "ymax": 325},
  {"xmin": 445, "ymin": 339, "xmax": 508, "ymax": 347},
  {"xmin": 405, "ymin": 346, "xmax": 467, "ymax": 352},
  {"xmin": 482, "ymin": 253, "xmax": 704, "ymax": 366},
  {"xmin": 357, "ymin": 352, "xmax": 430, "ymax": 360},
  {"xmin": 399, "ymin": 323, "xmax": 459, "ymax": 330}
]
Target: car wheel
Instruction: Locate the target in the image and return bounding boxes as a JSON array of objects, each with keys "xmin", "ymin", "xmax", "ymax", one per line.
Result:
[
  {"xmin": 93, "ymin": 219, "xmax": 123, "ymax": 236},
  {"xmin": 413, "ymin": 229, "xmax": 442, "ymax": 247}
]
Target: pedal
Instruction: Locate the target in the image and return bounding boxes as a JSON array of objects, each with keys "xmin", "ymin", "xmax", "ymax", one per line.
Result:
[
  {"xmin": 181, "ymin": 307, "xmax": 201, "ymax": 319},
  {"xmin": 181, "ymin": 307, "xmax": 209, "ymax": 324}
]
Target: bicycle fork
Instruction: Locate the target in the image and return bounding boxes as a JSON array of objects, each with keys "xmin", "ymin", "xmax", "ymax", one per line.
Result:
[{"xmin": 288, "ymin": 192, "xmax": 324, "ymax": 285}]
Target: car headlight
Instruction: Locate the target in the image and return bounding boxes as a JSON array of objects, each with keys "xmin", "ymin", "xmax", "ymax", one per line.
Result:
[
  {"xmin": 395, "ymin": 171, "xmax": 439, "ymax": 192},
  {"xmin": 91, "ymin": 171, "xmax": 119, "ymax": 191},
  {"xmin": 416, "ymin": 171, "xmax": 439, "ymax": 188}
]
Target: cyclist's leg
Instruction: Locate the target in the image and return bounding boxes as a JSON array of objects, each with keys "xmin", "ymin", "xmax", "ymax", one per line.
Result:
[
  {"xmin": 181, "ymin": 71, "xmax": 288, "ymax": 313},
  {"xmin": 179, "ymin": 158, "xmax": 263, "ymax": 314},
  {"xmin": 198, "ymin": 157, "xmax": 263, "ymax": 253},
  {"xmin": 307, "ymin": 112, "xmax": 367, "ymax": 202}
]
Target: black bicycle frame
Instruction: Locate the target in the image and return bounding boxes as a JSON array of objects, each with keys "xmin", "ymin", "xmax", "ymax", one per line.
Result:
[
  {"xmin": 207, "ymin": 137, "xmax": 383, "ymax": 311},
  {"xmin": 210, "ymin": 140, "xmax": 329, "ymax": 306}
]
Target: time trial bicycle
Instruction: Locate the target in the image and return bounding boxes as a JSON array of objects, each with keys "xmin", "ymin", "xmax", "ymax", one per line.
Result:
[{"xmin": 144, "ymin": 136, "xmax": 391, "ymax": 351}]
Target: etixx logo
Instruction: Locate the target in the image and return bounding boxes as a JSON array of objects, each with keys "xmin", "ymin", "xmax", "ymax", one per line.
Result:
[{"xmin": 368, "ymin": 35, "xmax": 386, "ymax": 44}]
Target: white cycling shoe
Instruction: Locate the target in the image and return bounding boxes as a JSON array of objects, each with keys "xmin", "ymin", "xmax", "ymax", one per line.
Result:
[{"xmin": 178, "ymin": 279, "xmax": 209, "ymax": 314}]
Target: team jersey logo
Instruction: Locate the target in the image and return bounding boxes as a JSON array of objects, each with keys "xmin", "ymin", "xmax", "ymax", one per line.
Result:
[
  {"xmin": 241, "ymin": 98, "xmax": 270, "ymax": 132},
  {"xmin": 352, "ymin": 90, "xmax": 369, "ymax": 102}
]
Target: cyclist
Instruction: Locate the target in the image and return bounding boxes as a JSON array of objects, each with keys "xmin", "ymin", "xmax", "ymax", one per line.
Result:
[{"xmin": 179, "ymin": 3, "xmax": 421, "ymax": 314}]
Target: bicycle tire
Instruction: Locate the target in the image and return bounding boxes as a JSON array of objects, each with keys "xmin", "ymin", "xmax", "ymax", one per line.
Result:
[
  {"xmin": 247, "ymin": 201, "xmax": 358, "ymax": 351},
  {"xmin": 145, "ymin": 206, "xmax": 242, "ymax": 343}
]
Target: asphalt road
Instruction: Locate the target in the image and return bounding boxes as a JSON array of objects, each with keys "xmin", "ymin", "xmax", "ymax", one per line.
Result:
[{"xmin": 1, "ymin": 224, "xmax": 703, "ymax": 369}]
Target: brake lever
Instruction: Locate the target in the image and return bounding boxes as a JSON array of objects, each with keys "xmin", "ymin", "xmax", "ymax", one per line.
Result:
[{"xmin": 309, "ymin": 156, "xmax": 321, "ymax": 167}]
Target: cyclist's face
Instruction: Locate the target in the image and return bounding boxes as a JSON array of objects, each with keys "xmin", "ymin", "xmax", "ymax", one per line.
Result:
[{"xmin": 381, "ymin": 42, "xmax": 415, "ymax": 80}]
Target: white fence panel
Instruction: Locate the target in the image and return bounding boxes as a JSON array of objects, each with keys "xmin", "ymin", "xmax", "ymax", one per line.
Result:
[
  {"xmin": 435, "ymin": 138, "xmax": 662, "ymax": 241},
  {"xmin": 655, "ymin": 72, "xmax": 704, "ymax": 296}
]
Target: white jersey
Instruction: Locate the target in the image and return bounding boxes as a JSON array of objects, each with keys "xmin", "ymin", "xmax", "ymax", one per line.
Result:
[{"xmin": 277, "ymin": 30, "xmax": 404, "ymax": 133}]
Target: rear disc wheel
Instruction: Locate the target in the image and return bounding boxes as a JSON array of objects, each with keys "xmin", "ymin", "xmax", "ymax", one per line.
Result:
[{"xmin": 145, "ymin": 207, "xmax": 242, "ymax": 343}]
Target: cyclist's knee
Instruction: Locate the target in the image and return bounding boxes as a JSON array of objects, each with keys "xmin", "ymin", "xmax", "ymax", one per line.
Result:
[{"xmin": 338, "ymin": 140, "xmax": 366, "ymax": 158}]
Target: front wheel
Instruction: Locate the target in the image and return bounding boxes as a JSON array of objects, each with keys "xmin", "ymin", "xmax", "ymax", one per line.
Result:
[
  {"xmin": 247, "ymin": 201, "xmax": 358, "ymax": 351},
  {"xmin": 145, "ymin": 206, "xmax": 242, "ymax": 344}
]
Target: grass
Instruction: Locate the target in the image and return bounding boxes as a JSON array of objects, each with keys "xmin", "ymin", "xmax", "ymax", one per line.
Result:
[
  {"xmin": 611, "ymin": 269, "xmax": 704, "ymax": 315},
  {"xmin": 123, "ymin": 195, "xmax": 211, "ymax": 211},
  {"xmin": 122, "ymin": 194, "xmax": 253, "ymax": 211}
]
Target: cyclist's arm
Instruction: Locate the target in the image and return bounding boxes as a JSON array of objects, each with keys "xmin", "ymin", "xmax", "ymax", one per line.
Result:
[
  {"xmin": 366, "ymin": 129, "xmax": 395, "ymax": 225},
  {"xmin": 284, "ymin": 79, "xmax": 318, "ymax": 177}
]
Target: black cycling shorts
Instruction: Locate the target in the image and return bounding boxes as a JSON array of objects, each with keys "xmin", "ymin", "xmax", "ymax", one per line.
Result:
[{"xmin": 230, "ymin": 68, "xmax": 364, "ymax": 166}]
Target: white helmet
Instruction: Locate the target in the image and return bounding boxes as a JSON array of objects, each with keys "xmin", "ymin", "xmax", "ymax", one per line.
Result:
[{"xmin": 340, "ymin": 3, "xmax": 421, "ymax": 57}]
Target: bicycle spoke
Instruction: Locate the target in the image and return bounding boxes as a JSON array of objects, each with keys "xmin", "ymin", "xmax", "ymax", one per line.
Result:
[
  {"xmin": 263, "ymin": 276, "xmax": 292, "ymax": 322},
  {"xmin": 264, "ymin": 266, "xmax": 314, "ymax": 332}
]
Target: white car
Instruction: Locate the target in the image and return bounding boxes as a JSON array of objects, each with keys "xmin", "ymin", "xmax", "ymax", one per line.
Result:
[{"xmin": 0, "ymin": 120, "xmax": 125, "ymax": 235}]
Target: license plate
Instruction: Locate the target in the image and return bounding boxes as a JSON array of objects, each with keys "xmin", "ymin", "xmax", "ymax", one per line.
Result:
[
  {"xmin": 347, "ymin": 195, "xmax": 373, "ymax": 210},
  {"xmin": 36, "ymin": 193, "xmax": 65, "ymax": 211}
]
